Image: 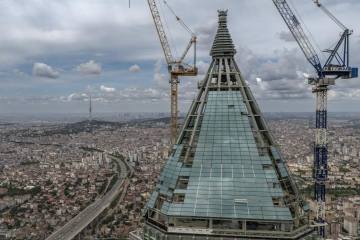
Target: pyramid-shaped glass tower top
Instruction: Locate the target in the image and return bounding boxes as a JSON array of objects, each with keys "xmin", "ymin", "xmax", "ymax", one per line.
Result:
[{"xmin": 132, "ymin": 10, "xmax": 314, "ymax": 240}]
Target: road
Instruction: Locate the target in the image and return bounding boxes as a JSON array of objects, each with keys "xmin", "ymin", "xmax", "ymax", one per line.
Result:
[{"xmin": 46, "ymin": 154, "xmax": 130, "ymax": 240}]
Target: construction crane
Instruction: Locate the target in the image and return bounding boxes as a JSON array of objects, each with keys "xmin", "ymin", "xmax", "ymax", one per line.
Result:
[
  {"xmin": 272, "ymin": 0, "xmax": 358, "ymax": 238},
  {"xmin": 147, "ymin": 0, "xmax": 198, "ymax": 145}
]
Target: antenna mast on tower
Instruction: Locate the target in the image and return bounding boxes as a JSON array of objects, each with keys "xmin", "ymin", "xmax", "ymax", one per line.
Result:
[{"xmin": 89, "ymin": 94, "xmax": 92, "ymax": 122}]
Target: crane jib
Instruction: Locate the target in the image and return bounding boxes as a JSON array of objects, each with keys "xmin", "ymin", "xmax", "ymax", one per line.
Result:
[
  {"xmin": 273, "ymin": 0, "xmax": 357, "ymax": 80},
  {"xmin": 273, "ymin": 0, "xmax": 321, "ymax": 75}
]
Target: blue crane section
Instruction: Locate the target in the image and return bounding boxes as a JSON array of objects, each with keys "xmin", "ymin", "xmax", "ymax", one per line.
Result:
[{"xmin": 272, "ymin": 0, "xmax": 358, "ymax": 238}]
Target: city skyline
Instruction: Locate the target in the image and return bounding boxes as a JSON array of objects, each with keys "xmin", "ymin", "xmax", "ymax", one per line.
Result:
[{"xmin": 0, "ymin": 0, "xmax": 359, "ymax": 113}]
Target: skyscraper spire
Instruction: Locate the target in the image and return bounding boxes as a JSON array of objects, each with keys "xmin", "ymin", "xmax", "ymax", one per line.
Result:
[
  {"xmin": 131, "ymin": 10, "xmax": 313, "ymax": 240},
  {"xmin": 210, "ymin": 10, "xmax": 236, "ymax": 58}
]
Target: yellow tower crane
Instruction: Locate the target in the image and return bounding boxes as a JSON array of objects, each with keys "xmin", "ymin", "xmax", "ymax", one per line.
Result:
[{"xmin": 146, "ymin": 0, "xmax": 197, "ymax": 145}]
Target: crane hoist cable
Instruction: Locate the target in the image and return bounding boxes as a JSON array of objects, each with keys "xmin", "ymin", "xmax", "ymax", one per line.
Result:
[
  {"xmin": 159, "ymin": 0, "xmax": 179, "ymax": 58},
  {"xmin": 314, "ymin": 0, "xmax": 351, "ymax": 66},
  {"xmin": 157, "ymin": 0, "xmax": 195, "ymax": 61},
  {"xmin": 161, "ymin": 0, "xmax": 196, "ymax": 61},
  {"xmin": 162, "ymin": 0, "xmax": 195, "ymax": 35},
  {"xmin": 314, "ymin": 0, "xmax": 347, "ymax": 31}
]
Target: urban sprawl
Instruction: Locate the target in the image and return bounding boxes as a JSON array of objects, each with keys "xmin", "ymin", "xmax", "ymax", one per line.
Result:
[{"xmin": 0, "ymin": 115, "xmax": 359, "ymax": 239}]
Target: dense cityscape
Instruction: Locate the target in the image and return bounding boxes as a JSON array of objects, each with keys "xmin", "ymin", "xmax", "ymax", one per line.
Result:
[
  {"xmin": 0, "ymin": 113, "xmax": 358, "ymax": 239},
  {"xmin": 0, "ymin": 0, "xmax": 359, "ymax": 239}
]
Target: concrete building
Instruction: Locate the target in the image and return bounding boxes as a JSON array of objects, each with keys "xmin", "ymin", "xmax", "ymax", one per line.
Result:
[
  {"xmin": 329, "ymin": 221, "xmax": 341, "ymax": 240},
  {"xmin": 343, "ymin": 216, "xmax": 358, "ymax": 237},
  {"xmin": 131, "ymin": 10, "xmax": 313, "ymax": 240}
]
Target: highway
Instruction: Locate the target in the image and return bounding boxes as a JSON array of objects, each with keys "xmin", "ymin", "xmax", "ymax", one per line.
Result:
[{"xmin": 46, "ymin": 154, "xmax": 130, "ymax": 240}]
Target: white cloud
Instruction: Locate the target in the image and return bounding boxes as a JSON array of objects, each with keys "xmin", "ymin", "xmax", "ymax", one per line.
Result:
[
  {"xmin": 278, "ymin": 31, "xmax": 295, "ymax": 42},
  {"xmin": 32, "ymin": 62, "xmax": 59, "ymax": 79},
  {"xmin": 58, "ymin": 85, "xmax": 169, "ymax": 104},
  {"xmin": 154, "ymin": 59, "xmax": 168, "ymax": 90},
  {"xmin": 129, "ymin": 64, "xmax": 141, "ymax": 73},
  {"xmin": 66, "ymin": 93, "xmax": 88, "ymax": 102},
  {"xmin": 196, "ymin": 61, "xmax": 210, "ymax": 75},
  {"xmin": 237, "ymin": 47, "xmax": 314, "ymax": 100},
  {"xmin": 194, "ymin": 20, "xmax": 217, "ymax": 53},
  {"xmin": 328, "ymin": 88, "xmax": 360, "ymax": 101},
  {"xmin": 100, "ymin": 85, "xmax": 116, "ymax": 93},
  {"xmin": 76, "ymin": 60, "xmax": 102, "ymax": 75},
  {"xmin": 303, "ymin": 72, "xmax": 310, "ymax": 79},
  {"xmin": 255, "ymin": 77, "xmax": 270, "ymax": 91}
]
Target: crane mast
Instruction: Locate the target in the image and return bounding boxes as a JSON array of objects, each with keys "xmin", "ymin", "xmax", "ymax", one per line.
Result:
[
  {"xmin": 272, "ymin": 0, "xmax": 358, "ymax": 238},
  {"xmin": 146, "ymin": 0, "xmax": 197, "ymax": 145}
]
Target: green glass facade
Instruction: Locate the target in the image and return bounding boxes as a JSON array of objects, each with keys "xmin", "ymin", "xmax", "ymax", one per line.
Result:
[{"xmin": 147, "ymin": 91, "xmax": 292, "ymax": 221}]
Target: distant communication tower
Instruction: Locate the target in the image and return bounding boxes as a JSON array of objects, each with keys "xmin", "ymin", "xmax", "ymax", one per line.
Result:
[{"xmin": 89, "ymin": 94, "xmax": 92, "ymax": 122}]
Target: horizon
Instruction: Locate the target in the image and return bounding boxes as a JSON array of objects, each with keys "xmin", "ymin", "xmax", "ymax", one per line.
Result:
[{"xmin": 1, "ymin": 111, "xmax": 360, "ymax": 124}]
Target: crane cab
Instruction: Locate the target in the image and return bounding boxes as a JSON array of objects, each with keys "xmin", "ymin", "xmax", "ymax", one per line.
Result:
[{"xmin": 170, "ymin": 64, "xmax": 198, "ymax": 77}]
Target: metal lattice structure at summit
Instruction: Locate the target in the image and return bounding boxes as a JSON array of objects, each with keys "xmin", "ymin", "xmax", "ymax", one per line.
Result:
[{"xmin": 131, "ymin": 10, "xmax": 314, "ymax": 240}]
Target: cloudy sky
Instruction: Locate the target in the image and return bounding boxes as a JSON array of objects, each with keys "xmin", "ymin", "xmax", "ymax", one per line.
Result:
[{"xmin": 0, "ymin": 0, "xmax": 359, "ymax": 114}]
